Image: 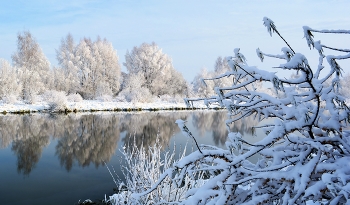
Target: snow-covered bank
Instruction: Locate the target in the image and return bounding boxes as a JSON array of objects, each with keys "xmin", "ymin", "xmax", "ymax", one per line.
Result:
[{"xmin": 0, "ymin": 99, "xmax": 215, "ymax": 114}]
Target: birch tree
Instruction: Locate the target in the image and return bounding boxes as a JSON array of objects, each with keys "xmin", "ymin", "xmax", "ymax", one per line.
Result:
[
  {"xmin": 56, "ymin": 35, "xmax": 121, "ymax": 99},
  {"xmin": 12, "ymin": 31, "xmax": 51, "ymax": 102},
  {"xmin": 0, "ymin": 59, "xmax": 21, "ymax": 103},
  {"xmin": 124, "ymin": 42, "xmax": 188, "ymax": 98},
  {"xmin": 56, "ymin": 33, "xmax": 80, "ymax": 94}
]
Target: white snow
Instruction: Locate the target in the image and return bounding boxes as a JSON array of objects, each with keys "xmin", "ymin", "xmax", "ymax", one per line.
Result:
[{"xmin": 0, "ymin": 99, "xmax": 212, "ymax": 114}]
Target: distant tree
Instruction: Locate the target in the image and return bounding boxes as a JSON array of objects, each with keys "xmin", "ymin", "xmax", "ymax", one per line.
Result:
[
  {"xmin": 118, "ymin": 72, "xmax": 153, "ymax": 103},
  {"xmin": 56, "ymin": 35, "xmax": 121, "ymax": 99},
  {"xmin": 191, "ymin": 68, "xmax": 216, "ymax": 98},
  {"xmin": 55, "ymin": 33, "xmax": 80, "ymax": 94},
  {"xmin": 52, "ymin": 66, "xmax": 67, "ymax": 93},
  {"xmin": 92, "ymin": 37, "xmax": 121, "ymax": 97},
  {"xmin": 12, "ymin": 31, "xmax": 51, "ymax": 102},
  {"xmin": 340, "ymin": 72, "xmax": 350, "ymax": 99},
  {"xmin": 191, "ymin": 57, "xmax": 234, "ymax": 98},
  {"xmin": 124, "ymin": 42, "xmax": 188, "ymax": 97},
  {"xmin": 213, "ymin": 56, "xmax": 232, "ymax": 88},
  {"xmin": 0, "ymin": 59, "xmax": 21, "ymax": 102},
  {"xmin": 165, "ymin": 68, "xmax": 189, "ymax": 96},
  {"xmin": 74, "ymin": 38, "xmax": 93, "ymax": 98}
]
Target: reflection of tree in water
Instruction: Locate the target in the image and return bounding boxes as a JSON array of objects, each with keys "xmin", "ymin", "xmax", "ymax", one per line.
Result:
[
  {"xmin": 192, "ymin": 111, "xmax": 228, "ymax": 146},
  {"xmin": 10, "ymin": 115, "xmax": 52, "ymax": 175},
  {"xmin": 192, "ymin": 111, "xmax": 259, "ymax": 146},
  {"xmin": 55, "ymin": 114, "xmax": 120, "ymax": 171},
  {"xmin": 121, "ymin": 112, "xmax": 188, "ymax": 151},
  {"xmin": 12, "ymin": 135, "xmax": 49, "ymax": 175},
  {"xmin": 0, "ymin": 116, "xmax": 20, "ymax": 148},
  {"xmin": 0, "ymin": 111, "xmax": 244, "ymax": 174}
]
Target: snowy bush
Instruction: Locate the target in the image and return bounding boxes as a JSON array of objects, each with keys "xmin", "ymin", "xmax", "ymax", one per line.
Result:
[
  {"xmin": 95, "ymin": 94, "xmax": 113, "ymax": 102},
  {"xmin": 158, "ymin": 94, "xmax": 186, "ymax": 103},
  {"xmin": 126, "ymin": 87, "xmax": 153, "ymax": 103},
  {"xmin": 2, "ymin": 94, "xmax": 18, "ymax": 104},
  {"xmin": 67, "ymin": 93, "xmax": 83, "ymax": 102},
  {"xmin": 43, "ymin": 90, "xmax": 68, "ymax": 111},
  {"xmin": 107, "ymin": 139, "xmax": 205, "ymax": 204},
  {"xmin": 133, "ymin": 17, "xmax": 350, "ymax": 204},
  {"xmin": 118, "ymin": 73, "xmax": 154, "ymax": 103}
]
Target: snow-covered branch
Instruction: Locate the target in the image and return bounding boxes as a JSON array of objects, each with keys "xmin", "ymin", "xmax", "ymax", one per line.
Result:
[{"xmin": 133, "ymin": 17, "xmax": 350, "ymax": 204}]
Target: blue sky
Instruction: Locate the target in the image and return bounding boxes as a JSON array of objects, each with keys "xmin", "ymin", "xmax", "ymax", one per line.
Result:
[{"xmin": 1, "ymin": 0, "xmax": 350, "ymax": 81}]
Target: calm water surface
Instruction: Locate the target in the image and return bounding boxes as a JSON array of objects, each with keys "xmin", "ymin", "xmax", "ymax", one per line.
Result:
[{"xmin": 0, "ymin": 110, "xmax": 260, "ymax": 205}]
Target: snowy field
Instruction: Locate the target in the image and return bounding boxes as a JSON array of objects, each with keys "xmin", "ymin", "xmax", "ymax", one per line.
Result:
[{"xmin": 0, "ymin": 99, "xmax": 211, "ymax": 114}]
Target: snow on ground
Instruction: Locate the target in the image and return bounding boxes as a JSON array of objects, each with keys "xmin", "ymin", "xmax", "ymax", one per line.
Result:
[{"xmin": 0, "ymin": 99, "xmax": 212, "ymax": 114}]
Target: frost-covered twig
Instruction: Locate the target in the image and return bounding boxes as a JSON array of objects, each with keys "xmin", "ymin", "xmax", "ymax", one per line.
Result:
[{"xmin": 122, "ymin": 17, "xmax": 350, "ymax": 204}]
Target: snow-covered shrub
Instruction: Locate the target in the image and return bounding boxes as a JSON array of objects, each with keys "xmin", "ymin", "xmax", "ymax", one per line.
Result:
[
  {"xmin": 117, "ymin": 72, "xmax": 153, "ymax": 103},
  {"xmin": 67, "ymin": 93, "xmax": 83, "ymax": 102},
  {"xmin": 118, "ymin": 86, "xmax": 153, "ymax": 103},
  {"xmin": 158, "ymin": 94, "xmax": 185, "ymax": 103},
  {"xmin": 95, "ymin": 94, "xmax": 113, "ymax": 102},
  {"xmin": 2, "ymin": 94, "xmax": 18, "ymax": 104},
  {"xmin": 43, "ymin": 90, "xmax": 67, "ymax": 111},
  {"xmin": 107, "ymin": 139, "xmax": 205, "ymax": 204},
  {"xmin": 25, "ymin": 94, "xmax": 40, "ymax": 104},
  {"xmin": 113, "ymin": 95, "xmax": 127, "ymax": 102},
  {"xmin": 135, "ymin": 17, "xmax": 350, "ymax": 204}
]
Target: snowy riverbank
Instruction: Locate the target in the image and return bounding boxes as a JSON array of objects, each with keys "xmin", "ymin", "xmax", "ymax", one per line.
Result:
[{"xmin": 0, "ymin": 99, "xmax": 214, "ymax": 114}]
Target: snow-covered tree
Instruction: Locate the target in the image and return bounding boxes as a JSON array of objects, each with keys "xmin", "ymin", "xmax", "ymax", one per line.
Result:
[
  {"xmin": 12, "ymin": 31, "xmax": 51, "ymax": 102},
  {"xmin": 93, "ymin": 37, "xmax": 121, "ymax": 97},
  {"xmin": 213, "ymin": 56, "xmax": 232, "ymax": 88},
  {"xmin": 340, "ymin": 72, "xmax": 350, "ymax": 99},
  {"xmin": 0, "ymin": 59, "xmax": 21, "ymax": 103},
  {"xmin": 191, "ymin": 57, "xmax": 242, "ymax": 98},
  {"xmin": 118, "ymin": 72, "xmax": 153, "ymax": 103},
  {"xmin": 191, "ymin": 68, "xmax": 216, "ymax": 98},
  {"xmin": 124, "ymin": 42, "xmax": 188, "ymax": 98},
  {"xmin": 133, "ymin": 17, "xmax": 350, "ymax": 204},
  {"xmin": 56, "ymin": 35, "xmax": 121, "ymax": 99},
  {"xmin": 55, "ymin": 33, "xmax": 80, "ymax": 94}
]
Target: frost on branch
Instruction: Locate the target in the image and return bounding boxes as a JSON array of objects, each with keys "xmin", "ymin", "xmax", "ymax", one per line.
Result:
[{"xmin": 134, "ymin": 17, "xmax": 350, "ymax": 204}]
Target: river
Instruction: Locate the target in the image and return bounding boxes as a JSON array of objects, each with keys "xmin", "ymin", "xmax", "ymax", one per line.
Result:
[{"xmin": 0, "ymin": 110, "xmax": 260, "ymax": 205}]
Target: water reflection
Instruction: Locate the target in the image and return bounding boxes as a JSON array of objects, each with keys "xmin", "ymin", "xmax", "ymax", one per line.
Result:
[
  {"xmin": 192, "ymin": 111, "xmax": 258, "ymax": 146},
  {"xmin": 12, "ymin": 135, "xmax": 49, "ymax": 175},
  {"xmin": 0, "ymin": 111, "xmax": 260, "ymax": 175},
  {"xmin": 55, "ymin": 114, "xmax": 120, "ymax": 171},
  {"xmin": 0, "ymin": 115, "xmax": 52, "ymax": 175},
  {"xmin": 120, "ymin": 112, "xmax": 189, "ymax": 151},
  {"xmin": 192, "ymin": 111, "xmax": 228, "ymax": 146}
]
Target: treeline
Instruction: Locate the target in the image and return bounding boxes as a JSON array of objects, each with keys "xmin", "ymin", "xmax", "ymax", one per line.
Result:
[
  {"xmin": 0, "ymin": 31, "xmax": 190, "ymax": 104},
  {"xmin": 3, "ymin": 31, "xmax": 346, "ymax": 105}
]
